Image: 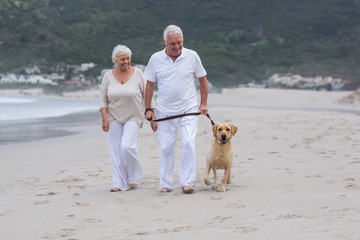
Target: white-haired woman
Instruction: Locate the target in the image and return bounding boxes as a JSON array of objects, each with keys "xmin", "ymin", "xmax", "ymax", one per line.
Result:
[{"xmin": 99, "ymin": 44, "xmax": 145, "ymax": 192}]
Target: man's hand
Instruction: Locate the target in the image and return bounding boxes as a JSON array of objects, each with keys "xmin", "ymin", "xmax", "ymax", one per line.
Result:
[
  {"xmin": 199, "ymin": 103, "xmax": 208, "ymax": 115},
  {"xmin": 145, "ymin": 108, "xmax": 154, "ymax": 121}
]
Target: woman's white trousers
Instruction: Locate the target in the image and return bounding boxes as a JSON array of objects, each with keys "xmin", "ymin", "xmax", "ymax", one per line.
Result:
[{"xmin": 106, "ymin": 120, "xmax": 143, "ymax": 191}]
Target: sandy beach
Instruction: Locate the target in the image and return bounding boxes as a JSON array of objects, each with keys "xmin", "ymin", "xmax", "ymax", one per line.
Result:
[{"xmin": 1, "ymin": 88, "xmax": 360, "ymax": 240}]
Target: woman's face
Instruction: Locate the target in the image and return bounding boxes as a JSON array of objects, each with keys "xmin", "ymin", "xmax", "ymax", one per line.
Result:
[
  {"xmin": 164, "ymin": 33, "xmax": 183, "ymax": 59},
  {"xmin": 115, "ymin": 54, "xmax": 131, "ymax": 71}
]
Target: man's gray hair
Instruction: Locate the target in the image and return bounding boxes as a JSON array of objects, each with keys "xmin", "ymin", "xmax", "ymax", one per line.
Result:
[
  {"xmin": 112, "ymin": 45, "xmax": 132, "ymax": 63},
  {"xmin": 163, "ymin": 25, "xmax": 183, "ymax": 42}
]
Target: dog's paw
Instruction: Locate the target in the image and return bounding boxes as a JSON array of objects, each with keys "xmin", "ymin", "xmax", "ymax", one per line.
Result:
[
  {"xmin": 215, "ymin": 185, "xmax": 226, "ymax": 192},
  {"xmin": 204, "ymin": 178, "xmax": 211, "ymax": 185}
]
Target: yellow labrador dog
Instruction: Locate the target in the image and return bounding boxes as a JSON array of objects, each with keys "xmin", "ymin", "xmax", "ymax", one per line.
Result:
[{"xmin": 204, "ymin": 122, "xmax": 238, "ymax": 192}]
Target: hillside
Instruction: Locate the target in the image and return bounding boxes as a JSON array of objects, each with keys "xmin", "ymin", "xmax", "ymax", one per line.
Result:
[{"xmin": 1, "ymin": 0, "xmax": 360, "ymax": 87}]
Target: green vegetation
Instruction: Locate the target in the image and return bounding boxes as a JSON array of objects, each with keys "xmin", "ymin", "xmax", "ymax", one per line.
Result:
[{"xmin": 1, "ymin": 0, "xmax": 360, "ymax": 87}]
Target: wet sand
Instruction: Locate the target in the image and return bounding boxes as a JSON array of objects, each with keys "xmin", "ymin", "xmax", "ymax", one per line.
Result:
[{"xmin": 0, "ymin": 111, "xmax": 100, "ymax": 145}]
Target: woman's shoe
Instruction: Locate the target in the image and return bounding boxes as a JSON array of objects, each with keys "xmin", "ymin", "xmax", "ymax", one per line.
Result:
[
  {"xmin": 159, "ymin": 187, "xmax": 172, "ymax": 193},
  {"xmin": 110, "ymin": 188, "xmax": 121, "ymax": 192}
]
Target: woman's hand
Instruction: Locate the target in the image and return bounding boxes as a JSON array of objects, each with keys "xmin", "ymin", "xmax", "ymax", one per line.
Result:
[
  {"xmin": 102, "ymin": 120, "xmax": 110, "ymax": 132},
  {"xmin": 150, "ymin": 120, "xmax": 158, "ymax": 132},
  {"xmin": 145, "ymin": 109, "xmax": 157, "ymax": 132}
]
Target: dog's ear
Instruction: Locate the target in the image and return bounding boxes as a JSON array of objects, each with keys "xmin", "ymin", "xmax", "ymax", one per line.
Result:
[
  {"xmin": 212, "ymin": 124, "xmax": 218, "ymax": 137},
  {"xmin": 230, "ymin": 124, "xmax": 238, "ymax": 136}
]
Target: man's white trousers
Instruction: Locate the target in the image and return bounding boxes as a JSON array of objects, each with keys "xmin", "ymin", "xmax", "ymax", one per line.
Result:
[{"xmin": 157, "ymin": 108, "xmax": 198, "ymax": 190}]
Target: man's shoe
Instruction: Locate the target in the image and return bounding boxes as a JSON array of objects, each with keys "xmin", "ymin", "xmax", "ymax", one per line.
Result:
[
  {"xmin": 128, "ymin": 184, "xmax": 138, "ymax": 190},
  {"xmin": 182, "ymin": 186, "xmax": 194, "ymax": 194}
]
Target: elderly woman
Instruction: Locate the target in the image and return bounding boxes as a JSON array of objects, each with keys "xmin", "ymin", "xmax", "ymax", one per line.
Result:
[{"xmin": 99, "ymin": 44, "xmax": 145, "ymax": 192}]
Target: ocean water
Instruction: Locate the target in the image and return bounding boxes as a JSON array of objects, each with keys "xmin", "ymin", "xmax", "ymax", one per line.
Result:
[
  {"xmin": 0, "ymin": 96, "xmax": 100, "ymax": 145},
  {"xmin": 0, "ymin": 96, "xmax": 99, "ymax": 121}
]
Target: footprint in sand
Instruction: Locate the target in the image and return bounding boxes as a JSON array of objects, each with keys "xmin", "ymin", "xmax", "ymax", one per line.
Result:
[
  {"xmin": 83, "ymin": 218, "xmax": 101, "ymax": 223},
  {"xmin": 345, "ymin": 184, "xmax": 360, "ymax": 189},
  {"xmin": 58, "ymin": 227, "xmax": 82, "ymax": 238},
  {"xmin": 275, "ymin": 167, "xmax": 293, "ymax": 174},
  {"xmin": 55, "ymin": 176, "xmax": 84, "ymax": 183},
  {"xmin": 43, "ymin": 226, "xmax": 82, "ymax": 239},
  {"xmin": 18, "ymin": 177, "xmax": 40, "ymax": 188},
  {"xmin": 210, "ymin": 196, "xmax": 223, "ymax": 200},
  {"xmin": 275, "ymin": 213, "xmax": 303, "ymax": 220},
  {"xmin": 214, "ymin": 215, "xmax": 232, "ymax": 223},
  {"xmin": 74, "ymin": 202, "xmax": 90, "ymax": 207},
  {"xmin": 36, "ymin": 192, "xmax": 56, "ymax": 197},
  {"xmin": 226, "ymin": 202, "xmax": 245, "ymax": 209},
  {"xmin": 133, "ymin": 231, "xmax": 150, "ymax": 236},
  {"xmin": 349, "ymin": 160, "xmax": 360, "ymax": 164},
  {"xmin": 234, "ymin": 226, "xmax": 258, "ymax": 233},
  {"xmin": 34, "ymin": 200, "xmax": 50, "ymax": 205},
  {"xmin": 306, "ymin": 175, "xmax": 322, "ymax": 178},
  {"xmin": 86, "ymin": 172, "xmax": 100, "ymax": 177},
  {"xmin": 85, "ymin": 169, "xmax": 104, "ymax": 177},
  {"xmin": 0, "ymin": 211, "xmax": 11, "ymax": 216}
]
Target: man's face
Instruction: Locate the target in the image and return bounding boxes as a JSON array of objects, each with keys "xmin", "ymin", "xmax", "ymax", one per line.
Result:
[{"xmin": 164, "ymin": 33, "xmax": 183, "ymax": 59}]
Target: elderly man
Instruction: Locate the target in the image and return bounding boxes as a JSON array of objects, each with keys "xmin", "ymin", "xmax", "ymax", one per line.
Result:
[{"xmin": 144, "ymin": 25, "xmax": 209, "ymax": 194}]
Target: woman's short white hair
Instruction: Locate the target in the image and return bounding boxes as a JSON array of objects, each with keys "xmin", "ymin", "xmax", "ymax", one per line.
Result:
[
  {"xmin": 112, "ymin": 44, "xmax": 132, "ymax": 63},
  {"xmin": 163, "ymin": 25, "xmax": 183, "ymax": 42}
]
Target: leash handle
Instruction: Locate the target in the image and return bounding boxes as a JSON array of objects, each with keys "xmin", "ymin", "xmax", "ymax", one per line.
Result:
[{"xmin": 149, "ymin": 112, "xmax": 216, "ymax": 126}]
